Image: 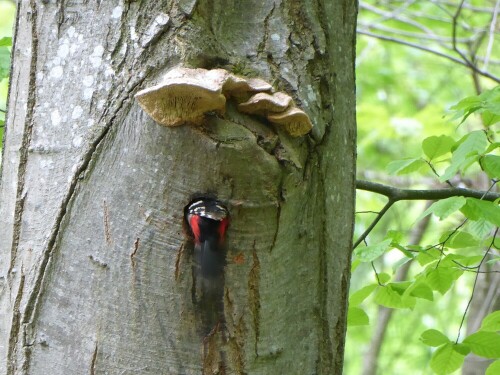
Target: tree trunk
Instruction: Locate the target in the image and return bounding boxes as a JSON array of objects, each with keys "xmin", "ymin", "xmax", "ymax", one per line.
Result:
[{"xmin": 0, "ymin": 1, "xmax": 357, "ymax": 374}]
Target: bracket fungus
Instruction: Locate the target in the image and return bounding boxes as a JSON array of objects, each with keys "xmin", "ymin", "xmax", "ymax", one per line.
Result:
[
  {"xmin": 238, "ymin": 92, "xmax": 293, "ymax": 115},
  {"xmin": 268, "ymin": 107, "xmax": 313, "ymax": 137},
  {"xmin": 135, "ymin": 67, "xmax": 313, "ymax": 137}
]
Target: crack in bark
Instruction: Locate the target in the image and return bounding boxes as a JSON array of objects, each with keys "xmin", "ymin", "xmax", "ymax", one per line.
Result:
[
  {"xmin": 227, "ymin": 316, "xmax": 247, "ymax": 375},
  {"xmin": 7, "ymin": 192, "xmax": 26, "ymax": 278},
  {"xmin": 6, "ymin": 1, "xmax": 39, "ymax": 371},
  {"xmin": 334, "ymin": 267, "xmax": 350, "ymax": 371},
  {"xmin": 202, "ymin": 322, "xmax": 224, "ymax": 375},
  {"xmin": 102, "ymin": 199, "xmax": 112, "ymax": 246},
  {"xmin": 89, "ymin": 342, "xmax": 98, "ymax": 375},
  {"xmin": 7, "ymin": 268, "xmax": 24, "ymax": 375},
  {"xmin": 314, "ymin": 161, "xmax": 333, "ymax": 375},
  {"xmin": 130, "ymin": 237, "xmax": 140, "ymax": 270},
  {"xmin": 257, "ymin": 3, "xmax": 275, "ymax": 57},
  {"xmin": 268, "ymin": 180, "xmax": 284, "ymax": 253},
  {"xmin": 174, "ymin": 242, "xmax": 184, "ymax": 280},
  {"xmin": 247, "ymin": 244, "xmax": 261, "ymax": 356},
  {"xmin": 8, "ymin": 0, "xmax": 39, "ymax": 286}
]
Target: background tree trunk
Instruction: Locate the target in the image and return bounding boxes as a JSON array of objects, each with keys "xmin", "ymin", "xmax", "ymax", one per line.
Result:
[{"xmin": 0, "ymin": 1, "xmax": 357, "ymax": 374}]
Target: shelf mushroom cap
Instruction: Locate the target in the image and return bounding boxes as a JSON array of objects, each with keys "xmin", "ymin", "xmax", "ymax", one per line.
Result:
[
  {"xmin": 135, "ymin": 69, "xmax": 227, "ymax": 126},
  {"xmin": 222, "ymin": 75, "xmax": 272, "ymax": 100},
  {"xmin": 135, "ymin": 67, "xmax": 313, "ymax": 137},
  {"xmin": 238, "ymin": 92, "xmax": 293, "ymax": 115},
  {"xmin": 268, "ymin": 107, "xmax": 313, "ymax": 137}
]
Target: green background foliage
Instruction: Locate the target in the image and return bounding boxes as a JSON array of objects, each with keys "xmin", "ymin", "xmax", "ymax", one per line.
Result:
[
  {"xmin": 0, "ymin": 0, "xmax": 15, "ymax": 144},
  {"xmin": 349, "ymin": 1, "xmax": 500, "ymax": 374}
]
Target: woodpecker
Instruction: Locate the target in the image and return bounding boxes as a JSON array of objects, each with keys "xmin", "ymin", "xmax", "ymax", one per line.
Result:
[
  {"xmin": 185, "ymin": 198, "xmax": 229, "ymax": 334},
  {"xmin": 186, "ymin": 198, "xmax": 229, "ymax": 276}
]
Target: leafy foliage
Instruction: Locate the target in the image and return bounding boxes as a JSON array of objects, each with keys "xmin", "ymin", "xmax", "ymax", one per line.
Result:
[
  {"xmin": 350, "ymin": 1, "xmax": 500, "ymax": 371},
  {"xmin": 0, "ymin": 36, "xmax": 10, "ymax": 81},
  {"xmin": 0, "ymin": 1, "xmax": 16, "ymax": 144},
  {"xmin": 351, "ymin": 82, "xmax": 500, "ymax": 374}
]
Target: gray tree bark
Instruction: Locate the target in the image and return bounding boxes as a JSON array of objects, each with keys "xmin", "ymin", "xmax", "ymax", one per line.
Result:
[{"xmin": 0, "ymin": 1, "xmax": 357, "ymax": 374}]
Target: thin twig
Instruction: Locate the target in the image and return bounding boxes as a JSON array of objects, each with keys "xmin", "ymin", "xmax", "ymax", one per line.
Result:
[
  {"xmin": 483, "ymin": 0, "xmax": 500, "ymax": 70},
  {"xmin": 358, "ymin": 22, "xmax": 474, "ymax": 43},
  {"xmin": 424, "ymin": 160, "xmax": 453, "ymax": 187},
  {"xmin": 455, "ymin": 227, "xmax": 499, "ymax": 343},
  {"xmin": 353, "ymin": 200, "xmax": 395, "ymax": 249},
  {"xmin": 371, "ymin": 261, "xmax": 383, "ymax": 286},
  {"xmin": 358, "ymin": 30, "xmax": 500, "ymax": 84}
]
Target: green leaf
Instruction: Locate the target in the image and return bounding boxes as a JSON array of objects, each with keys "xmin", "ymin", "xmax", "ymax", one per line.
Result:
[
  {"xmin": 486, "ymin": 360, "xmax": 500, "ymax": 375},
  {"xmin": 351, "ymin": 258, "xmax": 361, "ymax": 272},
  {"xmin": 374, "ymin": 284, "xmax": 415, "ymax": 309},
  {"xmin": 430, "ymin": 343, "xmax": 466, "ymax": 375},
  {"xmin": 422, "ymin": 135, "xmax": 455, "ymax": 160},
  {"xmin": 481, "ymin": 311, "xmax": 500, "ymax": 332},
  {"xmin": 417, "ymin": 196, "xmax": 466, "ymax": 222},
  {"xmin": 451, "ymin": 87, "xmax": 500, "ymax": 124},
  {"xmin": 347, "ymin": 306, "xmax": 369, "ymax": 326},
  {"xmin": 392, "ymin": 243, "xmax": 415, "ymax": 259},
  {"xmin": 482, "ymin": 111, "xmax": 500, "ymax": 127},
  {"xmin": 387, "ymin": 158, "xmax": 426, "ymax": 175},
  {"xmin": 442, "ymin": 230, "xmax": 480, "ymax": 249},
  {"xmin": 425, "ymin": 267, "xmax": 463, "ymax": 295},
  {"xmin": 349, "ymin": 284, "xmax": 378, "ymax": 306},
  {"xmin": 392, "ymin": 255, "xmax": 412, "ymax": 272},
  {"xmin": 0, "ymin": 37, "xmax": 12, "ymax": 47},
  {"xmin": 449, "ymin": 255, "xmax": 483, "ymax": 267},
  {"xmin": 0, "ymin": 48, "xmax": 11, "ymax": 80},
  {"xmin": 386, "ymin": 230, "xmax": 404, "ymax": 243},
  {"xmin": 463, "ymin": 331, "xmax": 500, "ymax": 358},
  {"xmin": 481, "ymin": 87, "xmax": 500, "ymax": 115},
  {"xmin": 485, "ymin": 142, "xmax": 500, "ymax": 153},
  {"xmin": 416, "ymin": 248, "xmax": 441, "ymax": 266},
  {"xmin": 486, "ymin": 256, "xmax": 500, "ymax": 266},
  {"xmin": 468, "ymin": 218, "xmax": 495, "ymax": 239},
  {"xmin": 454, "ymin": 131, "xmax": 488, "ymax": 159},
  {"xmin": 420, "ymin": 329, "xmax": 450, "ymax": 347},
  {"xmin": 482, "ymin": 155, "xmax": 500, "ymax": 179},
  {"xmin": 389, "ymin": 281, "xmax": 412, "ymax": 294},
  {"xmin": 453, "ymin": 343, "xmax": 471, "ymax": 356},
  {"xmin": 461, "ymin": 198, "xmax": 500, "ymax": 226},
  {"xmin": 377, "ymin": 272, "xmax": 391, "ymax": 284},
  {"xmin": 440, "ymin": 131, "xmax": 487, "ymax": 182},
  {"xmin": 354, "ymin": 239, "xmax": 391, "ymax": 262},
  {"xmin": 408, "ymin": 281, "xmax": 434, "ymax": 301}
]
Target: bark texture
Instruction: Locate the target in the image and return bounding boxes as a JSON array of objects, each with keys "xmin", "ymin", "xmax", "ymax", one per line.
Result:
[{"xmin": 0, "ymin": 1, "xmax": 357, "ymax": 374}]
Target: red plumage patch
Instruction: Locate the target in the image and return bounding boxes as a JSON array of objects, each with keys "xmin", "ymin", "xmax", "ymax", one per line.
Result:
[
  {"xmin": 189, "ymin": 215, "xmax": 201, "ymax": 244},
  {"xmin": 218, "ymin": 218, "xmax": 229, "ymax": 244}
]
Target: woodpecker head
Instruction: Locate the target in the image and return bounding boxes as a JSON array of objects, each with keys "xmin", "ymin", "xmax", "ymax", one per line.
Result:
[{"xmin": 185, "ymin": 198, "xmax": 229, "ymax": 247}]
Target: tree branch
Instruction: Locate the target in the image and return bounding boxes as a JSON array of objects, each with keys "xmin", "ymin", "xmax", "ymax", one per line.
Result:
[
  {"xmin": 356, "ymin": 180, "xmax": 500, "ymax": 202},
  {"xmin": 353, "ymin": 200, "xmax": 394, "ymax": 249},
  {"xmin": 357, "ymin": 30, "xmax": 500, "ymax": 84}
]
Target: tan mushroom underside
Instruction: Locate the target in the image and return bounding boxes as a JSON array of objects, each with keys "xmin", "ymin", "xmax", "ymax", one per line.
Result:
[{"xmin": 135, "ymin": 67, "xmax": 313, "ymax": 137}]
